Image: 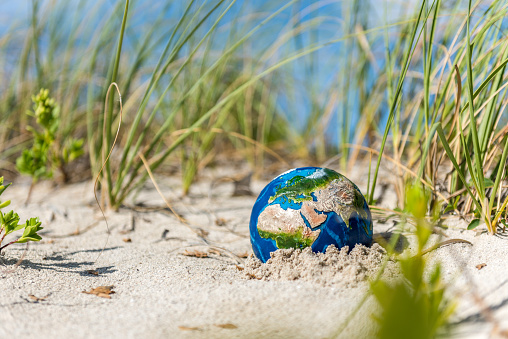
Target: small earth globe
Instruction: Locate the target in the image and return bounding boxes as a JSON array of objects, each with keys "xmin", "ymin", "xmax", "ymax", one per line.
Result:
[{"xmin": 250, "ymin": 167, "xmax": 373, "ymax": 262}]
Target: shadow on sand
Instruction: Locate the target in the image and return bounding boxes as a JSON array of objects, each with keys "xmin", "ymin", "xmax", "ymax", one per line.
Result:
[
  {"xmin": 0, "ymin": 246, "xmax": 120, "ymax": 275},
  {"xmin": 373, "ymin": 232, "xmax": 409, "ymax": 253}
]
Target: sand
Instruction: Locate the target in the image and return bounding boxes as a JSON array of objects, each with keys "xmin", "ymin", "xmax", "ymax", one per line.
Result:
[
  {"xmin": 1, "ymin": 169, "xmax": 508, "ymax": 338},
  {"xmin": 244, "ymin": 243, "xmax": 396, "ymax": 287}
]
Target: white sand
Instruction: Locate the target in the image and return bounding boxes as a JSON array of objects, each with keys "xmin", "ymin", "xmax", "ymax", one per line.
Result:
[
  {"xmin": 243, "ymin": 243, "xmax": 396, "ymax": 287},
  {"xmin": 1, "ymin": 171, "xmax": 507, "ymax": 338}
]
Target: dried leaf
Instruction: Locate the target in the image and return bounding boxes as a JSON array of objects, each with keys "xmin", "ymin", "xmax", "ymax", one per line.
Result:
[
  {"xmin": 215, "ymin": 218, "xmax": 227, "ymax": 226},
  {"xmin": 178, "ymin": 326, "xmax": 201, "ymax": 331},
  {"xmin": 182, "ymin": 250, "xmax": 208, "ymax": 258},
  {"xmin": 82, "ymin": 285, "xmax": 115, "ymax": 299},
  {"xmin": 122, "ymin": 238, "xmax": 132, "ymax": 243},
  {"xmin": 28, "ymin": 294, "xmax": 48, "ymax": 302},
  {"xmin": 246, "ymin": 273, "xmax": 261, "ymax": 280},
  {"xmin": 86, "ymin": 270, "xmax": 99, "ymax": 276},
  {"xmin": 476, "ymin": 263, "xmax": 487, "ymax": 270},
  {"xmin": 235, "ymin": 265, "xmax": 244, "ymax": 271},
  {"xmin": 215, "ymin": 323, "xmax": 237, "ymax": 329}
]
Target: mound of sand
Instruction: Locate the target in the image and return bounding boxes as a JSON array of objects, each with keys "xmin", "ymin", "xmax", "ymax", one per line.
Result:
[{"xmin": 244, "ymin": 243, "xmax": 395, "ymax": 287}]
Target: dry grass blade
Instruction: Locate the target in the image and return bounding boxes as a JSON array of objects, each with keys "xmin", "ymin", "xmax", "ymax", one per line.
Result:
[
  {"xmin": 170, "ymin": 245, "xmax": 244, "ymax": 264},
  {"xmin": 138, "ymin": 152, "xmax": 208, "ymax": 241},
  {"xmin": 178, "ymin": 326, "xmax": 201, "ymax": 331},
  {"xmin": 418, "ymin": 239, "xmax": 473, "ymax": 257},
  {"xmin": 93, "ymin": 83, "xmax": 123, "ymax": 264},
  {"xmin": 215, "ymin": 323, "xmax": 238, "ymax": 329},
  {"xmin": 342, "ymin": 143, "xmax": 450, "ymax": 204},
  {"xmin": 182, "ymin": 249, "xmax": 208, "ymax": 258},
  {"xmin": 28, "ymin": 294, "xmax": 49, "ymax": 302}
]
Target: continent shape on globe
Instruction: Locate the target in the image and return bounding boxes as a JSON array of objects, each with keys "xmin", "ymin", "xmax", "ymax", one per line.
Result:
[{"xmin": 250, "ymin": 167, "xmax": 373, "ymax": 262}]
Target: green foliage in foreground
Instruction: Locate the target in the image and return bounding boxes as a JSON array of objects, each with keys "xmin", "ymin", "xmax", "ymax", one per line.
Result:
[
  {"xmin": 0, "ymin": 177, "xmax": 43, "ymax": 253},
  {"xmin": 370, "ymin": 184, "xmax": 455, "ymax": 339},
  {"xmin": 16, "ymin": 89, "xmax": 84, "ymax": 183}
]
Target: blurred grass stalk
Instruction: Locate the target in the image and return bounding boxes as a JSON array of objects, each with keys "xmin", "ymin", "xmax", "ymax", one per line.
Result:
[
  {"xmin": 370, "ymin": 184, "xmax": 456, "ymax": 339},
  {"xmin": 332, "ymin": 184, "xmax": 456, "ymax": 338}
]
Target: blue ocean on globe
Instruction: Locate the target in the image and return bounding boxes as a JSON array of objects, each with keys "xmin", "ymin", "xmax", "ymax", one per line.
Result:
[{"xmin": 250, "ymin": 167, "xmax": 373, "ymax": 263}]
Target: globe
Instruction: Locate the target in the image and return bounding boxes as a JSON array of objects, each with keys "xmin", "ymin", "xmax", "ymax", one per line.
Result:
[{"xmin": 250, "ymin": 167, "xmax": 373, "ymax": 262}]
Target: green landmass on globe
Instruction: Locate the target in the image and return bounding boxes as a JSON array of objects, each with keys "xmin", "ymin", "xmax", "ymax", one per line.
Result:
[
  {"xmin": 268, "ymin": 168, "xmax": 342, "ymax": 203},
  {"xmin": 258, "ymin": 228, "xmax": 316, "ymax": 249},
  {"xmin": 257, "ymin": 168, "xmax": 369, "ymax": 249}
]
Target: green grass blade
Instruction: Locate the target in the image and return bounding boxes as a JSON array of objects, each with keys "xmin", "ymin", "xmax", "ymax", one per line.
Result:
[
  {"xmin": 465, "ymin": 0, "xmax": 485, "ymax": 197},
  {"xmin": 369, "ymin": 0, "xmax": 434, "ymax": 204},
  {"xmin": 489, "ymin": 135, "xmax": 508, "ymax": 213},
  {"xmin": 433, "ymin": 123, "xmax": 484, "ymax": 215},
  {"xmin": 104, "ymin": 0, "xmax": 129, "ymax": 207},
  {"xmin": 113, "ymin": 0, "xmax": 229, "ymax": 198}
]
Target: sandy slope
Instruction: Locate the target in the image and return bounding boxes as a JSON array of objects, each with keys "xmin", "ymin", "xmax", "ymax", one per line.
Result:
[{"xmin": 0, "ymin": 171, "xmax": 507, "ymax": 339}]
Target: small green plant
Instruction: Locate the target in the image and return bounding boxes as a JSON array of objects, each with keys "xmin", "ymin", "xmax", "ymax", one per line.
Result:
[
  {"xmin": 16, "ymin": 89, "xmax": 84, "ymax": 184},
  {"xmin": 0, "ymin": 177, "xmax": 43, "ymax": 253},
  {"xmin": 370, "ymin": 184, "xmax": 455, "ymax": 339}
]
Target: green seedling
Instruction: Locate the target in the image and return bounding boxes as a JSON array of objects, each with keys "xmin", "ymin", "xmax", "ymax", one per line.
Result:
[
  {"xmin": 16, "ymin": 89, "xmax": 84, "ymax": 187},
  {"xmin": 0, "ymin": 177, "xmax": 43, "ymax": 253}
]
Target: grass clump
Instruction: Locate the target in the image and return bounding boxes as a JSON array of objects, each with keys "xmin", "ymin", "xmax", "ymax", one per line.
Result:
[
  {"xmin": 355, "ymin": 0, "xmax": 508, "ymax": 235},
  {"xmin": 93, "ymin": 0, "xmax": 301, "ymax": 209},
  {"xmin": 0, "ymin": 177, "xmax": 43, "ymax": 253}
]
